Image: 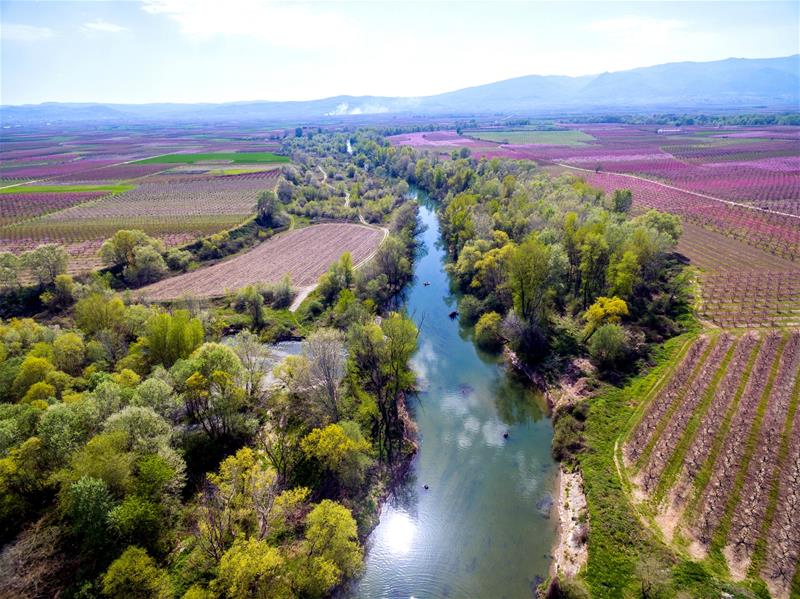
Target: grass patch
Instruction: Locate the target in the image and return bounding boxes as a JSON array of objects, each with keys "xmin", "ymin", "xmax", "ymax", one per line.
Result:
[
  {"xmin": 0, "ymin": 183, "xmax": 133, "ymax": 194},
  {"xmin": 467, "ymin": 129, "xmax": 595, "ymax": 146},
  {"xmin": 135, "ymin": 152, "xmax": 289, "ymax": 165}
]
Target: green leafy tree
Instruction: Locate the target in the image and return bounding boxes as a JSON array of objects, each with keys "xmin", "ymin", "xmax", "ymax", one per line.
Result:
[
  {"xmin": 588, "ymin": 323, "xmax": 628, "ymax": 369},
  {"xmin": 23, "ymin": 244, "xmax": 68, "ymax": 287},
  {"xmin": 611, "ymin": 189, "xmax": 633, "ymax": 213},
  {"xmin": 301, "ymin": 422, "xmax": 372, "ymax": 489},
  {"xmin": 214, "ymin": 538, "xmax": 291, "ymax": 599},
  {"xmin": 475, "ymin": 311, "xmax": 504, "ymax": 351},
  {"xmin": 100, "ymin": 230, "xmax": 164, "ymax": 270},
  {"xmin": 125, "ymin": 245, "xmax": 167, "ymax": 285},
  {"xmin": 583, "ymin": 296, "xmax": 629, "ymax": 341},
  {"xmin": 143, "ymin": 310, "xmax": 204, "ymax": 368},
  {"xmin": 75, "ymin": 293, "xmax": 126, "ymax": 336},
  {"xmin": 107, "ymin": 496, "xmax": 162, "ymax": 552},
  {"xmin": 53, "ymin": 332, "xmax": 85, "ymax": 375},
  {"xmin": 11, "ymin": 355, "xmax": 54, "ymax": 399},
  {"xmin": 62, "ymin": 476, "xmax": 114, "ymax": 554},
  {"xmin": 508, "ymin": 237, "xmax": 553, "ymax": 324},
  {"xmin": 293, "ymin": 500, "xmax": 362, "ymax": 596},
  {"xmin": 101, "ymin": 546, "xmax": 171, "ymax": 599},
  {"xmin": 0, "ymin": 252, "xmax": 19, "ymax": 289}
]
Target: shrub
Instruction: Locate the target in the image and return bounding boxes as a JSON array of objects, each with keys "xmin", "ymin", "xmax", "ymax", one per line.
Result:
[
  {"xmin": 588, "ymin": 323, "xmax": 628, "ymax": 369},
  {"xmin": 474, "ymin": 311, "xmax": 504, "ymax": 351},
  {"xmin": 457, "ymin": 294, "xmax": 482, "ymax": 325},
  {"xmin": 101, "ymin": 546, "xmax": 171, "ymax": 599}
]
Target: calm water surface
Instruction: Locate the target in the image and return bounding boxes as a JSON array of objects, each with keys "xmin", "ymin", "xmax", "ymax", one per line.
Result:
[{"xmin": 349, "ymin": 192, "xmax": 556, "ymax": 599}]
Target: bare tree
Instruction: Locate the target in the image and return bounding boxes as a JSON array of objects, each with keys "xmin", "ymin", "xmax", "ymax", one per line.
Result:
[{"xmin": 303, "ymin": 328, "xmax": 346, "ymax": 422}]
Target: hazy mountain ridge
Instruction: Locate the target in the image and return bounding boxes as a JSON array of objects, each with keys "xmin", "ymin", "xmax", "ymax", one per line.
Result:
[{"xmin": 2, "ymin": 55, "xmax": 798, "ymax": 123}]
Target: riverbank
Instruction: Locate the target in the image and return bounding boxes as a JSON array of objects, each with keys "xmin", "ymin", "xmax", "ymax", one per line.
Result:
[{"xmin": 551, "ymin": 466, "xmax": 589, "ymax": 580}]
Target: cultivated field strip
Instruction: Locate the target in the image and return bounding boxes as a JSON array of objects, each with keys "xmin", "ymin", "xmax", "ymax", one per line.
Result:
[
  {"xmin": 626, "ymin": 330, "xmax": 800, "ymax": 595},
  {"xmin": 139, "ymin": 223, "xmax": 385, "ymax": 300},
  {"xmin": 762, "ymin": 388, "xmax": 800, "ymax": 598},
  {"xmin": 624, "ymin": 335, "xmax": 711, "ymax": 465},
  {"xmin": 668, "ymin": 333, "xmax": 761, "ymax": 509},
  {"xmin": 637, "ymin": 333, "xmax": 735, "ymax": 493},
  {"xmin": 725, "ymin": 332, "xmax": 800, "ymax": 574},
  {"xmin": 693, "ymin": 332, "xmax": 782, "ymax": 547}
]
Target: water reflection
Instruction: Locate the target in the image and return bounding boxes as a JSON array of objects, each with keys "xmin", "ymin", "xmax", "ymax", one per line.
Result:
[{"xmin": 349, "ymin": 194, "xmax": 556, "ymax": 599}]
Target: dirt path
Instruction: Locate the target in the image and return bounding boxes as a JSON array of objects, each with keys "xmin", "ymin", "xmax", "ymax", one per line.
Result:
[{"xmin": 551, "ymin": 467, "xmax": 589, "ymax": 579}]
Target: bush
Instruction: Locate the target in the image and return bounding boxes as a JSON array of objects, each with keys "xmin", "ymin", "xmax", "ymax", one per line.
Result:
[
  {"xmin": 101, "ymin": 546, "xmax": 171, "ymax": 599},
  {"xmin": 457, "ymin": 294, "xmax": 482, "ymax": 325},
  {"xmin": 588, "ymin": 323, "xmax": 628, "ymax": 370},
  {"xmin": 165, "ymin": 249, "xmax": 193, "ymax": 272},
  {"xmin": 474, "ymin": 311, "xmax": 504, "ymax": 351}
]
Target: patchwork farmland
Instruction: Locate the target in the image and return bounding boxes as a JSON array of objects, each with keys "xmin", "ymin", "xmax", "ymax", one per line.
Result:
[
  {"xmin": 0, "ymin": 127, "xmax": 288, "ymax": 273},
  {"xmin": 623, "ymin": 330, "xmax": 800, "ymax": 598}
]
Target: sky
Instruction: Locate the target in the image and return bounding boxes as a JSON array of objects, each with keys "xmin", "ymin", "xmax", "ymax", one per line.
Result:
[{"xmin": 1, "ymin": 0, "xmax": 798, "ymax": 105}]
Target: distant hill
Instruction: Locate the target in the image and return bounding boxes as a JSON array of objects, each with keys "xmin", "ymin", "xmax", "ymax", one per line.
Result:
[{"xmin": 2, "ymin": 55, "xmax": 798, "ymax": 123}]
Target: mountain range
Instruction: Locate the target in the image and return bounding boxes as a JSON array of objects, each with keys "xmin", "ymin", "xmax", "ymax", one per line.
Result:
[{"xmin": 2, "ymin": 55, "xmax": 798, "ymax": 124}]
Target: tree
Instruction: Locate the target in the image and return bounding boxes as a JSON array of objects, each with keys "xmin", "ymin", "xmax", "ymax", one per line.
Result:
[
  {"xmin": 41, "ymin": 274, "xmax": 76, "ymax": 310},
  {"xmin": 174, "ymin": 343, "xmax": 250, "ymax": 442},
  {"xmin": 125, "ymin": 245, "xmax": 167, "ymax": 285},
  {"xmin": 234, "ymin": 285, "xmax": 266, "ymax": 329},
  {"xmin": 303, "ymin": 328, "xmax": 346, "ymax": 422},
  {"xmin": 317, "ymin": 253, "xmax": 354, "ymax": 305},
  {"xmin": 608, "ymin": 250, "xmax": 641, "ymax": 299},
  {"xmin": 0, "ymin": 252, "xmax": 19, "ymax": 290},
  {"xmin": 301, "ymin": 422, "xmax": 372, "ymax": 489},
  {"xmin": 75, "ymin": 293, "xmax": 126, "ymax": 336},
  {"xmin": 62, "ymin": 476, "xmax": 114, "ymax": 554},
  {"xmin": 11, "ymin": 355, "xmax": 54, "ymax": 399},
  {"xmin": 256, "ymin": 190, "xmax": 285, "ymax": 227},
  {"xmin": 508, "ymin": 237, "xmax": 553, "ymax": 324},
  {"xmin": 107, "ymin": 496, "xmax": 161, "ymax": 551},
  {"xmin": 23, "ymin": 244, "xmax": 68, "ymax": 287},
  {"xmin": 583, "ymin": 296, "xmax": 629, "ymax": 341},
  {"xmin": 143, "ymin": 310, "xmax": 204, "ymax": 368},
  {"xmin": 294, "ymin": 500, "xmax": 362, "ymax": 595},
  {"xmin": 230, "ymin": 330, "xmax": 270, "ymax": 403},
  {"xmin": 611, "ymin": 189, "xmax": 633, "ymax": 213},
  {"xmin": 634, "ymin": 210, "xmax": 682, "ymax": 244},
  {"xmin": 214, "ymin": 538, "xmax": 291, "ymax": 599},
  {"xmin": 132, "ymin": 377, "xmax": 180, "ymax": 419},
  {"xmin": 100, "ymin": 230, "xmax": 164, "ymax": 270},
  {"xmin": 475, "ymin": 312, "xmax": 504, "ymax": 351},
  {"xmin": 588, "ymin": 323, "xmax": 628, "ymax": 370},
  {"xmin": 53, "ymin": 332, "xmax": 85, "ymax": 375},
  {"xmin": 101, "ymin": 546, "xmax": 171, "ymax": 599},
  {"xmin": 348, "ymin": 313, "xmax": 417, "ymax": 462}
]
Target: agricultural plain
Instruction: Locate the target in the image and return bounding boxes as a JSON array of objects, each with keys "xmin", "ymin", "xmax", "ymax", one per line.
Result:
[{"xmin": 0, "ymin": 127, "xmax": 287, "ymax": 273}]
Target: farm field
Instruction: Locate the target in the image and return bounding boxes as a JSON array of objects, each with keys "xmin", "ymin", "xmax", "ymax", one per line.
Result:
[
  {"xmin": 466, "ymin": 129, "xmax": 595, "ymax": 145},
  {"xmin": 622, "ymin": 330, "xmax": 800, "ymax": 598},
  {"xmin": 139, "ymin": 223, "xmax": 386, "ymax": 300},
  {"xmin": 389, "ymin": 125, "xmax": 800, "ymax": 257},
  {"xmin": 0, "ymin": 127, "xmax": 288, "ymax": 273},
  {"xmin": 134, "ymin": 152, "xmax": 289, "ymax": 164}
]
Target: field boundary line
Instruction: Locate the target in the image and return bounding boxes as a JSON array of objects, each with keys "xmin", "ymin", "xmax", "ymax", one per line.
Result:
[{"xmin": 555, "ymin": 163, "xmax": 800, "ymax": 221}]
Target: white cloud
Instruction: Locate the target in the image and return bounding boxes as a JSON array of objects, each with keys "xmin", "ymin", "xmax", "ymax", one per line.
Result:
[
  {"xmin": 141, "ymin": 0, "xmax": 356, "ymax": 48},
  {"xmin": 2, "ymin": 23, "xmax": 55, "ymax": 42},
  {"xmin": 83, "ymin": 19, "xmax": 128, "ymax": 33}
]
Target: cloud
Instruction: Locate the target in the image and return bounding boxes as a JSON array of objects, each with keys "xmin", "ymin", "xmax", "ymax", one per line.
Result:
[
  {"xmin": 83, "ymin": 19, "xmax": 128, "ymax": 33},
  {"xmin": 141, "ymin": 0, "xmax": 356, "ymax": 48},
  {"xmin": 2, "ymin": 23, "xmax": 55, "ymax": 42}
]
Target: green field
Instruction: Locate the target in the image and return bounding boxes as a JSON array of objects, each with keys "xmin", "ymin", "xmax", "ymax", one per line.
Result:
[
  {"xmin": 467, "ymin": 129, "xmax": 595, "ymax": 146},
  {"xmin": 135, "ymin": 152, "xmax": 289, "ymax": 164},
  {"xmin": 0, "ymin": 183, "xmax": 134, "ymax": 194}
]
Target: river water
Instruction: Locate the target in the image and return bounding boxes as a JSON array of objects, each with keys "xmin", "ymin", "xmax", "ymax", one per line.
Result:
[{"xmin": 349, "ymin": 191, "xmax": 556, "ymax": 598}]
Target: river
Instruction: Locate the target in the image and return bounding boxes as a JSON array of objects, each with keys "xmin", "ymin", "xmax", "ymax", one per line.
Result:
[{"xmin": 348, "ymin": 190, "xmax": 557, "ymax": 598}]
